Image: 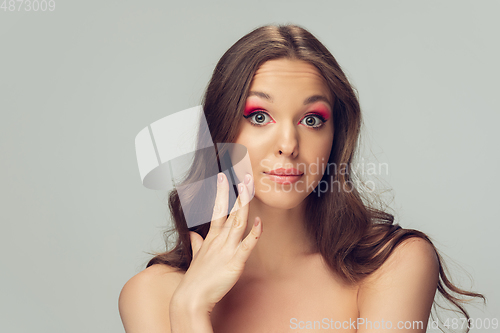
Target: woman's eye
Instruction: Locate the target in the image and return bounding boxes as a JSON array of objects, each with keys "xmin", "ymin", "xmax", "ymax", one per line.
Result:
[
  {"xmin": 301, "ymin": 114, "xmax": 326, "ymax": 128},
  {"xmin": 243, "ymin": 112, "xmax": 326, "ymax": 129},
  {"xmin": 244, "ymin": 111, "xmax": 273, "ymax": 126}
]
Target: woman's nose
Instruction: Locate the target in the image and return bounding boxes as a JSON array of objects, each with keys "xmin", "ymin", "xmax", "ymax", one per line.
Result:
[{"xmin": 275, "ymin": 123, "xmax": 299, "ymax": 158}]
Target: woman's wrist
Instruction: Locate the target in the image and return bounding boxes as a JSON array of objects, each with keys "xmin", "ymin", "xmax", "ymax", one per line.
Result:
[
  {"xmin": 170, "ymin": 284, "xmax": 212, "ymax": 313},
  {"xmin": 170, "ymin": 292, "xmax": 208, "ymax": 316},
  {"xmin": 170, "ymin": 290, "xmax": 213, "ymax": 333}
]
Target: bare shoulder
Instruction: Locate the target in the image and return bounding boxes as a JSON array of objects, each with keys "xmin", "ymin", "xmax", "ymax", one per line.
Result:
[
  {"xmin": 363, "ymin": 237, "xmax": 438, "ymax": 283},
  {"xmin": 359, "ymin": 237, "xmax": 439, "ymax": 292},
  {"xmin": 118, "ymin": 264, "xmax": 185, "ymax": 333},
  {"xmin": 357, "ymin": 237, "xmax": 440, "ymax": 332}
]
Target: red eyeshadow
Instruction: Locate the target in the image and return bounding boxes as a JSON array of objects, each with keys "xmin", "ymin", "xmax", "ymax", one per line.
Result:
[
  {"xmin": 308, "ymin": 105, "xmax": 331, "ymax": 121},
  {"xmin": 243, "ymin": 101, "xmax": 331, "ymax": 120},
  {"xmin": 243, "ymin": 102, "xmax": 264, "ymax": 116}
]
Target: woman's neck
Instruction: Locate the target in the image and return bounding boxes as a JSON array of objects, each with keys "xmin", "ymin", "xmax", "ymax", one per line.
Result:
[{"xmin": 242, "ymin": 196, "xmax": 319, "ymax": 279}]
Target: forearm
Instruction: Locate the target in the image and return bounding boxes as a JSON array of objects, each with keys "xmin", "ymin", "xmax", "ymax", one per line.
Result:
[{"xmin": 169, "ymin": 295, "xmax": 214, "ymax": 333}]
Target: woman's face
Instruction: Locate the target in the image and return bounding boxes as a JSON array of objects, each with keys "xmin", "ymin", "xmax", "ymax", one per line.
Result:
[{"xmin": 234, "ymin": 58, "xmax": 335, "ymax": 209}]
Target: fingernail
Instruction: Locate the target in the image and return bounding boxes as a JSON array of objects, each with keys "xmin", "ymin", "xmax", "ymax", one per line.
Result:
[
  {"xmin": 238, "ymin": 183, "xmax": 244, "ymax": 194},
  {"xmin": 244, "ymin": 174, "xmax": 251, "ymax": 185},
  {"xmin": 254, "ymin": 217, "xmax": 259, "ymax": 227},
  {"xmin": 218, "ymin": 173, "xmax": 223, "ymax": 183}
]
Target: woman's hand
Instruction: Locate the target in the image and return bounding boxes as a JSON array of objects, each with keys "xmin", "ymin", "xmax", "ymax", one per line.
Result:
[{"xmin": 171, "ymin": 172, "xmax": 262, "ymax": 316}]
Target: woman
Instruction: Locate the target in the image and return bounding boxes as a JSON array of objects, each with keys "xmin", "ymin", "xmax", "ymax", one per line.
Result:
[{"xmin": 119, "ymin": 24, "xmax": 484, "ymax": 332}]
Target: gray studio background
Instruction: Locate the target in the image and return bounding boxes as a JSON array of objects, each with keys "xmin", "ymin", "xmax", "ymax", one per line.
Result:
[{"xmin": 1, "ymin": 0, "xmax": 498, "ymax": 332}]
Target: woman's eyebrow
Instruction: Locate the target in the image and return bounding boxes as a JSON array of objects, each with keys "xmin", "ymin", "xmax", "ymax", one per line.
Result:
[
  {"xmin": 248, "ymin": 91, "xmax": 331, "ymax": 109},
  {"xmin": 248, "ymin": 91, "xmax": 273, "ymax": 102},
  {"xmin": 304, "ymin": 95, "xmax": 332, "ymax": 109}
]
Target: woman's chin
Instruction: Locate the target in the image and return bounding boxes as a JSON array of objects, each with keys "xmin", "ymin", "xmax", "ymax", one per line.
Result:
[{"xmin": 253, "ymin": 191, "xmax": 306, "ymax": 210}]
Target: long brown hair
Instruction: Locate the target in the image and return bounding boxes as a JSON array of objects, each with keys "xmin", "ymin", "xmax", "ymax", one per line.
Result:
[{"xmin": 146, "ymin": 24, "xmax": 485, "ymax": 332}]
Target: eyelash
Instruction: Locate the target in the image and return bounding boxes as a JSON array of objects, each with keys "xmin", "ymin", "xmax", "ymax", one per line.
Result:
[{"xmin": 243, "ymin": 111, "xmax": 327, "ymax": 130}]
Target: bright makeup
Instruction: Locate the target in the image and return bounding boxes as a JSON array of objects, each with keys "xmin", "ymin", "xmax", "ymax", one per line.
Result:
[
  {"xmin": 243, "ymin": 102, "xmax": 267, "ymax": 117},
  {"xmin": 243, "ymin": 101, "xmax": 331, "ymax": 123},
  {"xmin": 306, "ymin": 103, "xmax": 330, "ymax": 121}
]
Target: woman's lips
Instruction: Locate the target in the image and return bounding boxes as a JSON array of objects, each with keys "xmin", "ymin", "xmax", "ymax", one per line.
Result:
[{"xmin": 264, "ymin": 173, "xmax": 303, "ymax": 184}]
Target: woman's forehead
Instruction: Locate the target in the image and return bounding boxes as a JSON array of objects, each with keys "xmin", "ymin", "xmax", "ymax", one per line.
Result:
[
  {"xmin": 250, "ymin": 59, "xmax": 332, "ymax": 103},
  {"xmin": 253, "ymin": 58, "xmax": 325, "ymax": 79}
]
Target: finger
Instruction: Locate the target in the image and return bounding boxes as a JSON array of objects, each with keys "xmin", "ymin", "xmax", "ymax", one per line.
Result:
[
  {"xmin": 225, "ymin": 174, "xmax": 253, "ymax": 225},
  {"xmin": 232, "ymin": 216, "xmax": 263, "ymax": 265},
  {"xmin": 225, "ymin": 180, "xmax": 252, "ymax": 247},
  {"xmin": 245, "ymin": 173, "xmax": 255, "ymax": 201},
  {"xmin": 189, "ymin": 231, "xmax": 204, "ymax": 260},
  {"xmin": 206, "ymin": 172, "xmax": 229, "ymax": 240}
]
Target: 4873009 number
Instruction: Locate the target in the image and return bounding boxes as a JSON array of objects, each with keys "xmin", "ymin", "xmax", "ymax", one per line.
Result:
[
  {"xmin": 442, "ymin": 317, "xmax": 498, "ymax": 330},
  {"xmin": 1, "ymin": 0, "xmax": 55, "ymax": 11}
]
